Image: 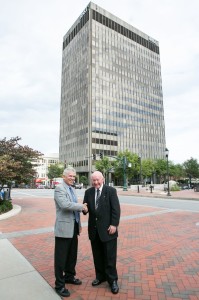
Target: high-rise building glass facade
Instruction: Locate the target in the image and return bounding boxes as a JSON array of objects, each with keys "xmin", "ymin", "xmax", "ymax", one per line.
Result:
[{"xmin": 59, "ymin": 2, "xmax": 166, "ymax": 177}]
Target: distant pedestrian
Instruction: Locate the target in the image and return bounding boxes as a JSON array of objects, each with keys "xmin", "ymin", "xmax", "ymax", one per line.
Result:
[{"xmin": 0, "ymin": 190, "xmax": 4, "ymax": 200}]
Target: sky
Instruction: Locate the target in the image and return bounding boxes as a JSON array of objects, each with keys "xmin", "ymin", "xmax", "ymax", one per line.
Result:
[{"xmin": 0, "ymin": 0, "xmax": 198, "ymax": 164}]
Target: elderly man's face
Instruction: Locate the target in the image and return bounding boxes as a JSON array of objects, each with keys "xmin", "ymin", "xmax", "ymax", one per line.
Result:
[
  {"xmin": 63, "ymin": 171, "xmax": 76, "ymax": 186},
  {"xmin": 91, "ymin": 172, "xmax": 104, "ymax": 189}
]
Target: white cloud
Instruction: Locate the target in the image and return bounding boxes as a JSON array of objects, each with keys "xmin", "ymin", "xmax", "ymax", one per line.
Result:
[{"xmin": 0, "ymin": 0, "xmax": 199, "ymax": 163}]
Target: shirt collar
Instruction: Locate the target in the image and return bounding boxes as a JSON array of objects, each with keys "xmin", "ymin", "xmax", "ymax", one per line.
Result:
[
  {"xmin": 63, "ymin": 181, "xmax": 72, "ymax": 191},
  {"xmin": 96, "ymin": 184, "xmax": 103, "ymax": 192}
]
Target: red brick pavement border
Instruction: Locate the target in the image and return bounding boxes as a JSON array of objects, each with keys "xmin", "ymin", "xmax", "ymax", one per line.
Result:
[{"xmin": 1, "ymin": 195, "xmax": 199, "ymax": 300}]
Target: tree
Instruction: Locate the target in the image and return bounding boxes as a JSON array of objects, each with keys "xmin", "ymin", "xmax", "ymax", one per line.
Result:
[
  {"xmin": 154, "ymin": 159, "xmax": 167, "ymax": 183},
  {"xmin": 79, "ymin": 175, "xmax": 89, "ymax": 188},
  {"xmin": 171, "ymin": 164, "xmax": 185, "ymax": 182},
  {"xmin": 0, "ymin": 137, "xmax": 42, "ymax": 192},
  {"xmin": 142, "ymin": 159, "xmax": 155, "ymax": 183},
  {"xmin": 183, "ymin": 157, "xmax": 199, "ymax": 186},
  {"xmin": 47, "ymin": 163, "xmax": 64, "ymax": 180},
  {"xmin": 113, "ymin": 150, "xmax": 139, "ymax": 185},
  {"xmin": 95, "ymin": 156, "xmax": 113, "ymax": 184}
]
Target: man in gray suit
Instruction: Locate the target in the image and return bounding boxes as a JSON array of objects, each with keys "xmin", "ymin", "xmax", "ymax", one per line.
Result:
[{"xmin": 54, "ymin": 166, "xmax": 87, "ymax": 297}]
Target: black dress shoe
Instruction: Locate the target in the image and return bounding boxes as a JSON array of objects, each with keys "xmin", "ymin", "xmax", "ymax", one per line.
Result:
[
  {"xmin": 55, "ymin": 287, "xmax": 70, "ymax": 297},
  {"xmin": 110, "ymin": 280, "xmax": 119, "ymax": 294},
  {"xmin": 65, "ymin": 277, "xmax": 82, "ymax": 285},
  {"xmin": 92, "ymin": 278, "xmax": 106, "ymax": 286}
]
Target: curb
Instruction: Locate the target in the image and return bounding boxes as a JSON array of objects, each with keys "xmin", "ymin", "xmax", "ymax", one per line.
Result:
[
  {"xmin": 117, "ymin": 189, "xmax": 199, "ymax": 201},
  {"xmin": 128, "ymin": 193, "xmax": 199, "ymax": 201},
  {"xmin": 0, "ymin": 205, "xmax": 21, "ymax": 220}
]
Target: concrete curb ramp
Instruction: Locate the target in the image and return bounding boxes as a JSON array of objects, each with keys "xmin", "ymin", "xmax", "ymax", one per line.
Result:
[{"xmin": 0, "ymin": 239, "xmax": 60, "ymax": 300}]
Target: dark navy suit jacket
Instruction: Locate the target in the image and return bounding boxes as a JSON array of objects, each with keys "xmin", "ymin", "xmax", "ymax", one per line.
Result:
[{"xmin": 83, "ymin": 185, "xmax": 120, "ymax": 242}]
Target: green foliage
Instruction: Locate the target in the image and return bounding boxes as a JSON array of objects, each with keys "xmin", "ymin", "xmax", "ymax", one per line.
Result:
[
  {"xmin": 142, "ymin": 159, "xmax": 155, "ymax": 179},
  {"xmin": 93, "ymin": 150, "xmax": 199, "ymax": 185},
  {"xmin": 47, "ymin": 163, "xmax": 64, "ymax": 179},
  {"xmin": 153, "ymin": 159, "xmax": 167, "ymax": 182},
  {"xmin": 171, "ymin": 164, "xmax": 185, "ymax": 181},
  {"xmin": 170, "ymin": 184, "xmax": 181, "ymax": 191},
  {"xmin": 95, "ymin": 156, "xmax": 113, "ymax": 177},
  {"xmin": 113, "ymin": 150, "xmax": 139, "ymax": 181},
  {"xmin": 0, "ymin": 136, "xmax": 42, "ymax": 188},
  {"xmin": 0, "ymin": 200, "xmax": 13, "ymax": 214},
  {"xmin": 183, "ymin": 158, "xmax": 199, "ymax": 179},
  {"xmin": 79, "ymin": 175, "xmax": 89, "ymax": 186}
]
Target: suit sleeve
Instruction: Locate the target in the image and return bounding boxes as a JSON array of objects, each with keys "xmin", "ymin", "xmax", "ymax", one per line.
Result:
[
  {"xmin": 82, "ymin": 189, "xmax": 89, "ymax": 215},
  {"xmin": 110, "ymin": 187, "xmax": 121, "ymax": 226},
  {"xmin": 55, "ymin": 185, "xmax": 83, "ymax": 211}
]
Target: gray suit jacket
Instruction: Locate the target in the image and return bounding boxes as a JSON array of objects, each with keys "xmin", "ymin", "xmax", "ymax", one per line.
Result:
[{"xmin": 54, "ymin": 181, "xmax": 83, "ymax": 238}]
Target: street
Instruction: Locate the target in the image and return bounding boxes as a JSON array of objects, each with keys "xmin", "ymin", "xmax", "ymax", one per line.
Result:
[{"xmin": 11, "ymin": 188, "xmax": 199, "ymax": 212}]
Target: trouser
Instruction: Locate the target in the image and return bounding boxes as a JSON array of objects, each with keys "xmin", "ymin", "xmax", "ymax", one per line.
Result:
[
  {"xmin": 54, "ymin": 222, "xmax": 78, "ymax": 289},
  {"xmin": 91, "ymin": 230, "xmax": 118, "ymax": 284}
]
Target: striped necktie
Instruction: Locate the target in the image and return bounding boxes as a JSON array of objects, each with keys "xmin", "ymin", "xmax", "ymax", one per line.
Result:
[{"xmin": 95, "ymin": 189, "xmax": 100, "ymax": 209}]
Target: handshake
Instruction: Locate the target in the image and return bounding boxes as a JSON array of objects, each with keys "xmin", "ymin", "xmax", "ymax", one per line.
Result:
[{"xmin": 82, "ymin": 203, "xmax": 88, "ymax": 213}]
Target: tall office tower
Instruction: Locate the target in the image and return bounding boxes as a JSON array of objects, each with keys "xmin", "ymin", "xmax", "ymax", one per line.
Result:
[{"xmin": 59, "ymin": 2, "xmax": 166, "ymax": 178}]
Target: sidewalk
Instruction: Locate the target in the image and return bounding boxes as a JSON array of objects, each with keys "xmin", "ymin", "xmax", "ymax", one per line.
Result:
[
  {"xmin": 0, "ymin": 189, "xmax": 199, "ymax": 299},
  {"xmin": 116, "ymin": 186, "xmax": 199, "ymax": 200},
  {"xmin": 0, "ymin": 239, "xmax": 60, "ymax": 300}
]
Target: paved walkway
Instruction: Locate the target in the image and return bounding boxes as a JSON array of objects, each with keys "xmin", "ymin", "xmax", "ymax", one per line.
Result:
[
  {"xmin": 117, "ymin": 186, "xmax": 199, "ymax": 200},
  {"xmin": 0, "ymin": 189, "xmax": 199, "ymax": 299}
]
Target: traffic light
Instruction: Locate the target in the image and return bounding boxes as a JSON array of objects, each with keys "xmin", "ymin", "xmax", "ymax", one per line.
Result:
[
  {"xmin": 100, "ymin": 152, "xmax": 103, "ymax": 159},
  {"xmin": 93, "ymin": 154, "xmax": 96, "ymax": 160}
]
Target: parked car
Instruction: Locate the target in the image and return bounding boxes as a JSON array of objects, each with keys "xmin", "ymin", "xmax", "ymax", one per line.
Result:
[
  {"xmin": 74, "ymin": 183, "xmax": 82, "ymax": 189},
  {"xmin": 181, "ymin": 185, "xmax": 189, "ymax": 190},
  {"xmin": 37, "ymin": 185, "xmax": 45, "ymax": 189}
]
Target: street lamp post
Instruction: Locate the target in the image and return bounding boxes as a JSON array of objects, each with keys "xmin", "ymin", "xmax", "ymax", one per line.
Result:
[
  {"xmin": 108, "ymin": 155, "xmax": 130, "ymax": 191},
  {"xmin": 122, "ymin": 156, "xmax": 132, "ymax": 191},
  {"xmin": 123, "ymin": 156, "xmax": 127, "ymax": 191},
  {"xmin": 139, "ymin": 156, "xmax": 142, "ymax": 185},
  {"xmin": 165, "ymin": 148, "xmax": 171, "ymax": 196}
]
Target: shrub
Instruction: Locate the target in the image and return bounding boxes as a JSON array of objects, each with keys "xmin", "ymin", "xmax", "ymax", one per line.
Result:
[
  {"xmin": 79, "ymin": 175, "xmax": 89, "ymax": 187},
  {"xmin": 171, "ymin": 184, "xmax": 181, "ymax": 191},
  {"xmin": 0, "ymin": 200, "xmax": 13, "ymax": 214}
]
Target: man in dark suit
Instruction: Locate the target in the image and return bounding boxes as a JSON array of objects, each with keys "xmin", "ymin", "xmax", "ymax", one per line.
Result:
[
  {"xmin": 54, "ymin": 166, "xmax": 87, "ymax": 297},
  {"xmin": 83, "ymin": 171, "xmax": 121, "ymax": 294}
]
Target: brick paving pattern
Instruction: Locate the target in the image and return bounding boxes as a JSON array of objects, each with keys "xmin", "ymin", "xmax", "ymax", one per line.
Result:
[{"xmin": 0, "ymin": 190, "xmax": 199, "ymax": 300}]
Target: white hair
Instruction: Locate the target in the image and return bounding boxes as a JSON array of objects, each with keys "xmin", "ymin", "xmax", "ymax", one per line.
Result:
[{"xmin": 63, "ymin": 166, "xmax": 76, "ymax": 176}]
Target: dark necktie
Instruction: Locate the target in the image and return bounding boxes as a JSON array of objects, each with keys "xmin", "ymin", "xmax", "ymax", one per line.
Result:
[
  {"xmin": 95, "ymin": 189, "xmax": 100, "ymax": 209},
  {"xmin": 69, "ymin": 187, "xmax": 80, "ymax": 223}
]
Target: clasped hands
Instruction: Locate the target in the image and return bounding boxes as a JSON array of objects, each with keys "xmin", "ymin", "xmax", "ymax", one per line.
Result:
[{"xmin": 82, "ymin": 203, "xmax": 88, "ymax": 213}]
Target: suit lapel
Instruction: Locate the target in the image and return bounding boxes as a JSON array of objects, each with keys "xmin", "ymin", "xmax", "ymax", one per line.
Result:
[
  {"xmin": 90, "ymin": 187, "xmax": 96, "ymax": 210},
  {"xmin": 63, "ymin": 182, "xmax": 73, "ymax": 202},
  {"xmin": 100, "ymin": 185, "xmax": 106, "ymax": 205}
]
